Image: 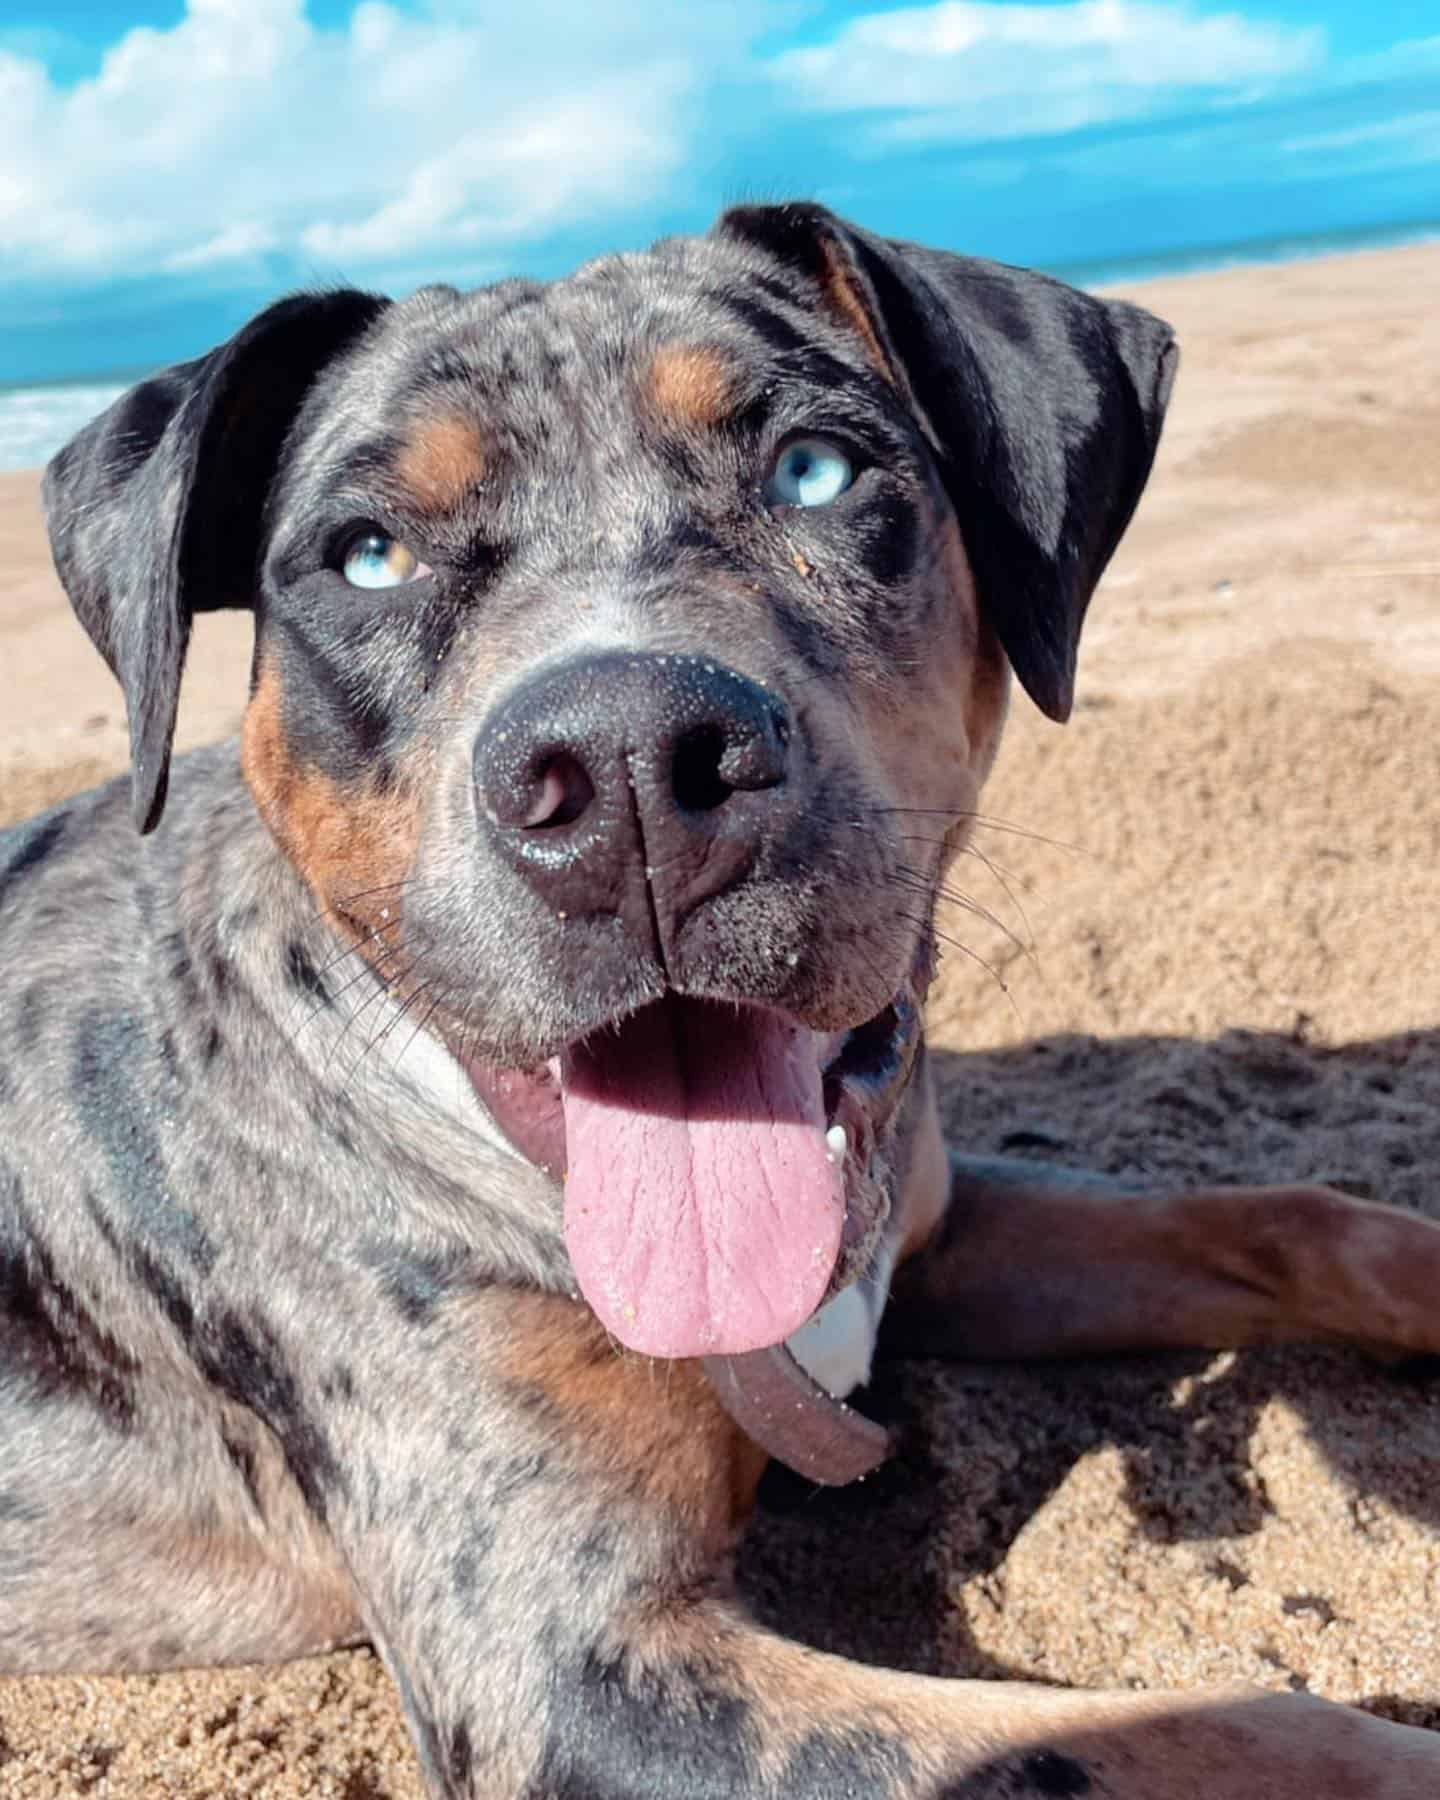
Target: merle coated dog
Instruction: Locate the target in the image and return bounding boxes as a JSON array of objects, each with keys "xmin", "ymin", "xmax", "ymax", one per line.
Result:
[{"xmin": 4, "ymin": 203, "xmax": 1439, "ymax": 1797}]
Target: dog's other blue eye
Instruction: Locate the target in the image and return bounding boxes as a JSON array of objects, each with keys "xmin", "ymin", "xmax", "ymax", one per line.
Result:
[
  {"xmin": 767, "ymin": 438, "xmax": 853, "ymax": 509},
  {"xmin": 340, "ymin": 531, "xmax": 428, "ymax": 590}
]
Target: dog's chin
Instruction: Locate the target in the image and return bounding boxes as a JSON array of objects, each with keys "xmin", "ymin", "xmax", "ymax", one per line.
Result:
[{"xmin": 461, "ymin": 980, "xmax": 923, "ymax": 1360}]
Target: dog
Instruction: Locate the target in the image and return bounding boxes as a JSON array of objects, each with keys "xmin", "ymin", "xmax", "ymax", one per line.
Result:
[{"xmin": 4, "ymin": 201, "xmax": 1439, "ymax": 1798}]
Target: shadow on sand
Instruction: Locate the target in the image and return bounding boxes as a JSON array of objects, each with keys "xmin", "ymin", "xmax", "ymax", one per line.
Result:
[{"xmin": 737, "ymin": 1027, "xmax": 1440, "ymax": 1730}]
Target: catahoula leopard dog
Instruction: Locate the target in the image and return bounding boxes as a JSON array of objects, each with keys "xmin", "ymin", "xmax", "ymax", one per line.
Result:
[{"xmin": 3, "ymin": 202, "xmax": 1438, "ymax": 1798}]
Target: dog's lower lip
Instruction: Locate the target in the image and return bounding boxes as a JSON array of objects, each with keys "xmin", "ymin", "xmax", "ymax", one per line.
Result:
[{"xmin": 463, "ymin": 1059, "xmax": 565, "ymax": 1174}]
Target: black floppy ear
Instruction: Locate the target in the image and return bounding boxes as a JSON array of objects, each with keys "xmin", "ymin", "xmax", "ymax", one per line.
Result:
[
  {"xmin": 42, "ymin": 289, "xmax": 388, "ymax": 832},
  {"xmin": 718, "ymin": 203, "xmax": 1178, "ymax": 722}
]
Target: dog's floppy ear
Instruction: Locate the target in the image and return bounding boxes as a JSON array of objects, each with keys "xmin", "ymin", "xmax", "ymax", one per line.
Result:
[
  {"xmin": 42, "ymin": 289, "xmax": 388, "ymax": 832},
  {"xmin": 718, "ymin": 203, "xmax": 1178, "ymax": 722}
]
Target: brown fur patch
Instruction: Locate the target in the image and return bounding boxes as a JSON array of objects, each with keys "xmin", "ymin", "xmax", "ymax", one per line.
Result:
[
  {"xmin": 867, "ymin": 514, "xmax": 1009, "ymax": 872},
  {"xmin": 647, "ymin": 344, "xmax": 736, "ymax": 428},
  {"xmin": 240, "ymin": 661, "xmax": 425, "ymax": 951},
  {"xmin": 818, "ymin": 238, "xmax": 898, "ymax": 385},
  {"xmin": 394, "ymin": 412, "xmax": 487, "ymax": 510},
  {"xmin": 500, "ymin": 1294, "xmax": 766, "ymax": 1542},
  {"xmin": 895, "ymin": 1080, "xmax": 952, "ymax": 1266}
]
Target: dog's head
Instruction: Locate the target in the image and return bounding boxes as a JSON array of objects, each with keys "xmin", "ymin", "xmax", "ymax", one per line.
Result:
[{"xmin": 44, "ymin": 203, "xmax": 1175, "ymax": 1359}]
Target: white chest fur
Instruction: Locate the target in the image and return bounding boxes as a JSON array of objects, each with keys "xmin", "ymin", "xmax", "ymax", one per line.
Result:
[{"xmin": 785, "ymin": 1235, "xmax": 898, "ymax": 1398}]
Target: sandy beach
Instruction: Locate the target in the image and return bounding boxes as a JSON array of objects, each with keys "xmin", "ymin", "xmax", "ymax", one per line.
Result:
[{"xmin": 1, "ymin": 240, "xmax": 1438, "ymax": 1794}]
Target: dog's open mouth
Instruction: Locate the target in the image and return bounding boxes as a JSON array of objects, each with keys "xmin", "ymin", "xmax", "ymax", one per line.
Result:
[{"xmin": 465, "ymin": 990, "xmax": 919, "ymax": 1358}]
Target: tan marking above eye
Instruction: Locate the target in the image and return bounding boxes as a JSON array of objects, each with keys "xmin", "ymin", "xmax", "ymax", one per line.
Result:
[
  {"xmin": 647, "ymin": 343, "xmax": 737, "ymax": 428},
  {"xmin": 394, "ymin": 413, "xmax": 488, "ymax": 510}
]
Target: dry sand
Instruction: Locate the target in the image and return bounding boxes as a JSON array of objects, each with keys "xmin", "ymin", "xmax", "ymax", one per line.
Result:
[{"xmin": 1, "ymin": 241, "xmax": 1438, "ymax": 1794}]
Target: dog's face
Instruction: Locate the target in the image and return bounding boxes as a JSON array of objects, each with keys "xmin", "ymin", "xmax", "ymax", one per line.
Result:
[
  {"xmin": 43, "ymin": 204, "xmax": 1175, "ymax": 1361},
  {"xmin": 242, "ymin": 233, "xmax": 999, "ymax": 1051}
]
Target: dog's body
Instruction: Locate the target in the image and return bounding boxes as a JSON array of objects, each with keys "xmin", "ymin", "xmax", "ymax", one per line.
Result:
[{"xmin": 4, "ymin": 204, "xmax": 1440, "ymax": 1796}]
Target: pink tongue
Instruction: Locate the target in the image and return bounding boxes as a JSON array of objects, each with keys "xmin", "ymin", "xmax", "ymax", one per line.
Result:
[{"xmin": 561, "ymin": 998, "xmax": 844, "ymax": 1357}]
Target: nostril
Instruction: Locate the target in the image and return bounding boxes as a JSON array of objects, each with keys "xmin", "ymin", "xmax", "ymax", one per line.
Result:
[
  {"xmin": 672, "ymin": 725, "xmax": 732, "ymax": 815},
  {"xmin": 521, "ymin": 752, "xmax": 595, "ymax": 829},
  {"xmin": 672, "ymin": 707, "xmax": 790, "ymax": 814},
  {"xmin": 716, "ymin": 704, "xmax": 789, "ymax": 793}
]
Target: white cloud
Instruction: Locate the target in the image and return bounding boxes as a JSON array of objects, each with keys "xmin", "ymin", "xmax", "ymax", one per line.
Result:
[
  {"xmin": 165, "ymin": 222, "xmax": 279, "ymax": 272},
  {"xmin": 771, "ymin": 0, "xmax": 1323, "ymax": 143},
  {"xmin": 300, "ymin": 75, "xmax": 691, "ymax": 262},
  {"xmin": 0, "ymin": 0, "xmax": 1413, "ymax": 294},
  {"xmin": 0, "ymin": 0, "xmax": 744, "ymax": 285},
  {"xmin": 1281, "ymin": 110, "xmax": 1440, "ymax": 165},
  {"xmin": 1343, "ymin": 32, "xmax": 1440, "ymax": 81}
]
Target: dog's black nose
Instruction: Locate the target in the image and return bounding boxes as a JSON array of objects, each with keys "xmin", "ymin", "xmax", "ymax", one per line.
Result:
[{"xmin": 473, "ymin": 651, "xmax": 795, "ymax": 950}]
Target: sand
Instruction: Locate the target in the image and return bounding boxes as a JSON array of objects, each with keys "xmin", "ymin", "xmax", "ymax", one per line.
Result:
[{"xmin": 1, "ymin": 241, "xmax": 1438, "ymax": 1793}]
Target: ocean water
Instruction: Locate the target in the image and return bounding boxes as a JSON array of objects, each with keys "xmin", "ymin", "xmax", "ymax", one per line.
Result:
[
  {"xmin": 1053, "ymin": 218, "xmax": 1440, "ymax": 294},
  {"xmin": 4, "ymin": 218, "xmax": 1437, "ymax": 475},
  {"xmin": 0, "ymin": 379, "xmax": 129, "ymax": 475}
]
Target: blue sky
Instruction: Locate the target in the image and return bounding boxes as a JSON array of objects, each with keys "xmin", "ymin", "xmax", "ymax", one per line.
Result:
[{"xmin": 1, "ymin": 0, "xmax": 1437, "ymax": 385}]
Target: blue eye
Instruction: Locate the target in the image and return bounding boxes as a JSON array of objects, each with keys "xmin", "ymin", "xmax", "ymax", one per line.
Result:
[
  {"xmin": 767, "ymin": 437, "xmax": 853, "ymax": 509},
  {"xmin": 340, "ymin": 530, "xmax": 429, "ymax": 590}
]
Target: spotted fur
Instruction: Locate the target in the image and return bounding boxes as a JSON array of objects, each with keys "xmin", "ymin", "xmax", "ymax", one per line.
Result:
[{"xmin": 5, "ymin": 203, "xmax": 1438, "ymax": 1797}]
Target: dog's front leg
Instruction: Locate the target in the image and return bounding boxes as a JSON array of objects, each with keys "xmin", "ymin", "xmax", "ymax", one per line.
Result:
[
  {"xmin": 332, "ymin": 1288, "xmax": 1439, "ymax": 1799},
  {"xmin": 884, "ymin": 1145, "xmax": 1440, "ymax": 1364}
]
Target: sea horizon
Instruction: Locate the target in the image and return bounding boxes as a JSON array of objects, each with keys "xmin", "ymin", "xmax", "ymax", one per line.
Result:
[{"xmin": 4, "ymin": 212, "xmax": 1437, "ymax": 475}]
